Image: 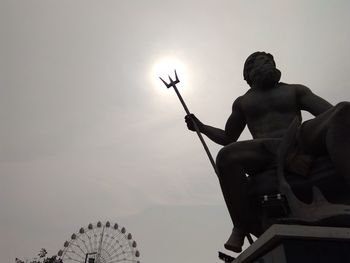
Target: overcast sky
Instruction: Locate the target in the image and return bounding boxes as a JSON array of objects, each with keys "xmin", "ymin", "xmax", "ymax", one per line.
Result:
[{"xmin": 2, "ymin": 1, "xmax": 350, "ymax": 263}]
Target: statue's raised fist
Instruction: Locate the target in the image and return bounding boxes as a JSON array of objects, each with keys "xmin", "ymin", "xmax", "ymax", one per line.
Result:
[{"xmin": 185, "ymin": 114, "xmax": 203, "ymax": 132}]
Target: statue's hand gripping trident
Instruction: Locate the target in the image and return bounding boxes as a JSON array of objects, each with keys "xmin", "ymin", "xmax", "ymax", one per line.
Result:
[{"xmin": 160, "ymin": 70, "xmax": 218, "ymax": 174}]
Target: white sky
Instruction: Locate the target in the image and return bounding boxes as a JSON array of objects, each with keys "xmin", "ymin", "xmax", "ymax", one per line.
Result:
[{"xmin": 1, "ymin": 1, "xmax": 350, "ymax": 262}]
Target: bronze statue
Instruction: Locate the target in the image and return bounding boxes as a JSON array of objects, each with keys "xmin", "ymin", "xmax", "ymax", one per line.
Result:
[{"xmin": 185, "ymin": 52, "xmax": 350, "ymax": 253}]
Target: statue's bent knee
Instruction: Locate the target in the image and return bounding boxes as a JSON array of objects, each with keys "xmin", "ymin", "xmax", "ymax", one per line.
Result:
[
  {"xmin": 216, "ymin": 148, "xmax": 227, "ymax": 172},
  {"xmin": 334, "ymin": 101, "xmax": 350, "ymax": 116},
  {"xmin": 216, "ymin": 146, "xmax": 241, "ymax": 171}
]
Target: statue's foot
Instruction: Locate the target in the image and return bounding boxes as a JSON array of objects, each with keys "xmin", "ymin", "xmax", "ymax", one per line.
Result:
[{"xmin": 224, "ymin": 227, "xmax": 245, "ymax": 253}]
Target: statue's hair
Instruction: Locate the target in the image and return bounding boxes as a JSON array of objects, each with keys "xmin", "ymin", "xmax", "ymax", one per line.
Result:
[{"xmin": 243, "ymin": 52, "xmax": 276, "ymax": 86}]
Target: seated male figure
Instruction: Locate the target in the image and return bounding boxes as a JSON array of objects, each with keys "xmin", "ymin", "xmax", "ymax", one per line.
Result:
[{"xmin": 185, "ymin": 52, "xmax": 350, "ymax": 252}]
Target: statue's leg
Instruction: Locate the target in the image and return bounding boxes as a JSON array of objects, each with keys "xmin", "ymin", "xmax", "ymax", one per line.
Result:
[
  {"xmin": 300, "ymin": 102, "xmax": 350, "ymax": 184},
  {"xmin": 216, "ymin": 138, "xmax": 279, "ymax": 252}
]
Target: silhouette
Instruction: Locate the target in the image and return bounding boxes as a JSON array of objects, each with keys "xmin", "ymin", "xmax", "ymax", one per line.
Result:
[
  {"xmin": 16, "ymin": 248, "xmax": 62, "ymax": 263},
  {"xmin": 185, "ymin": 52, "xmax": 350, "ymax": 253}
]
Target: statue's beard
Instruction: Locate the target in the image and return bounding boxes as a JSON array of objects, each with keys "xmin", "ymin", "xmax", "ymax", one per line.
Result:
[{"xmin": 250, "ymin": 66, "xmax": 281, "ymax": 89}]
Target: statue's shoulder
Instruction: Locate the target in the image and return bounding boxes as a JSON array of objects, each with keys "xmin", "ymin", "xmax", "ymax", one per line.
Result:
[
  {"xmin": 277, "ymin": 83, "xmax": 313, "ymax": 99},
  {"xmin": 280, "ymin": 82, "xmax": 309, "ymax": 90},
  {"xmin": 232, "ymin": 94, "xmax": 246, "ymax": 109},
  {"xmin": 278, "ymin": 82, "xmax": 289, "ymax": 87},
  {"xmin": 236, "ymin": 89, "xmax": 259, "ymax": 110},
  {"xmin": 284, "ymin": 83, "xmax": 313, "ymax": 98},
  {"xmin": 277, "ymin": 82, "xmax": 300, "ymax": 89},
  {"xmin": 237, "ymin": 89, "xmax": 253, "ymax": 100}
]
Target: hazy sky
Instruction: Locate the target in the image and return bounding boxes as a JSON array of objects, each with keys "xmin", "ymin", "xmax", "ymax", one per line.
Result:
[{"xmin": 2, "ymin": 1, "xmax": 350, "ymax": 262}]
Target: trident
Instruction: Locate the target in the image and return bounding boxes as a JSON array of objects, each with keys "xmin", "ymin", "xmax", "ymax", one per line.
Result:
[
  {"xmin": 160, "ymin": 70, "xmax": 218, "ymax": 174},
  {"xmin": 160, "ymin": 71, "xmax": 255, "ymax": 245}
]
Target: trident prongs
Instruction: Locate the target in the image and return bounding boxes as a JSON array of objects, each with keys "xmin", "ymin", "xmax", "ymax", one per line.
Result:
[
  {"xmin": 159, "ymin": 70, "xmax": 180, "ymax": 89},
  {"xmin": 159, "ymin": 70, "xmax": 219, "ymax": 175}
]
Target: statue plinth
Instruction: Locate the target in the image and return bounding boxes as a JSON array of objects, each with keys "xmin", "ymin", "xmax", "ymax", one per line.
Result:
[{"xmin": 233, "ymin": 224, "xmax": 350, "ymax": 263}]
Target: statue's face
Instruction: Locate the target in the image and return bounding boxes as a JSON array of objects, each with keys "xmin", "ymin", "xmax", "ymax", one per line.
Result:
[
  {"xmin": 252, "ymin": 54, "xmax": 275, "ymax": 71},
  {"xmin": 249, "ymin": 54, "xmax": 280, "ymax": 89}
]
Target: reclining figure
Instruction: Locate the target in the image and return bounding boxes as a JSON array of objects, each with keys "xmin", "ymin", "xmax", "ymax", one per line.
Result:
[{"xmin": 185, "ymin": 52, "xmax": 350, "ymax": 253}]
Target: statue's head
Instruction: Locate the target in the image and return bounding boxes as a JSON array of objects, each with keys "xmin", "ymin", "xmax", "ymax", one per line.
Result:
[{"xmin": 243, "ymin": 52, "xmax": 281, "ymax": 89}]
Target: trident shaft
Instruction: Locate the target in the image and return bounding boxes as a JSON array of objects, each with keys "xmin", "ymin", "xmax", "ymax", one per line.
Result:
[
  {"xmin": 160, "ymin": 70, "xmax": 218, "ymax": 174},
  {"xmin": 160, "ymin": 71, "xmax": 254, "ymax": 245}
]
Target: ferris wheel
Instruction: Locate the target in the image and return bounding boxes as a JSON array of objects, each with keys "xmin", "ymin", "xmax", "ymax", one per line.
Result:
[{"xmin": 57, "ymin": 221, "xmax": 140, "ymax": 263}]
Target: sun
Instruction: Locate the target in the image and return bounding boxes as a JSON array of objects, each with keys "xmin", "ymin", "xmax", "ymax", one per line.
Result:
[{"xmin": 150, "ymin": 56, "xmax": 189, "ymax": 95}]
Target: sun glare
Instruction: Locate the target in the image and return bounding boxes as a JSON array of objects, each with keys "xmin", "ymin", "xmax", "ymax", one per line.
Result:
[{"xmin": 151, "ymin": 57, "xmax": 189, "ymax": 95}]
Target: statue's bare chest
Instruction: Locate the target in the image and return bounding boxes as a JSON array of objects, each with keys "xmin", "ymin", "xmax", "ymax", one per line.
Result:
[{"xmin": 240, "ymin": 85, "xmax": 298, "ymax": 119}]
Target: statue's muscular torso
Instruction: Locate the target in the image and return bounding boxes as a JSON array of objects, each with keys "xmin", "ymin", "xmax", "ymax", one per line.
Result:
[
  {"xmin": 187, "ymin": 79, "xmax": 331, "ymax": 147},
  {"xmin": 237, "ymin": 83, "xmax": 303, "ymax": 139}
]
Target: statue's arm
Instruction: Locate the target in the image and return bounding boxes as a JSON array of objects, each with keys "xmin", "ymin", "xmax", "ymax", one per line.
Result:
[
  {"xmin": 295, "ymin": 84, "xmax": 333, "ymax": 116},
  {"xmin": 200, "ymin": 97, "xmax": 246, "ymax": 146}
]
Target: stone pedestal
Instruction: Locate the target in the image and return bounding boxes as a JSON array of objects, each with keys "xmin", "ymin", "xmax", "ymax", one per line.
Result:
[{"xmin": 234, "ymin": 224, "xmax": 350, "ymax": 263}]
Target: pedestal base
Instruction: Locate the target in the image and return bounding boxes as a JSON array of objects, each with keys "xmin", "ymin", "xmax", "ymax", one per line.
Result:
[{"xmin": 234, "ymin": 224, "xmax": 350, "ymax": 263}]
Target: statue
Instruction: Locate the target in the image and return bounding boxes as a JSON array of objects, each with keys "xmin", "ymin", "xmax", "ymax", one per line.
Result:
[{"xmin": 185, "ymin": 52, "xmax": 350, "ymax": 253}]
